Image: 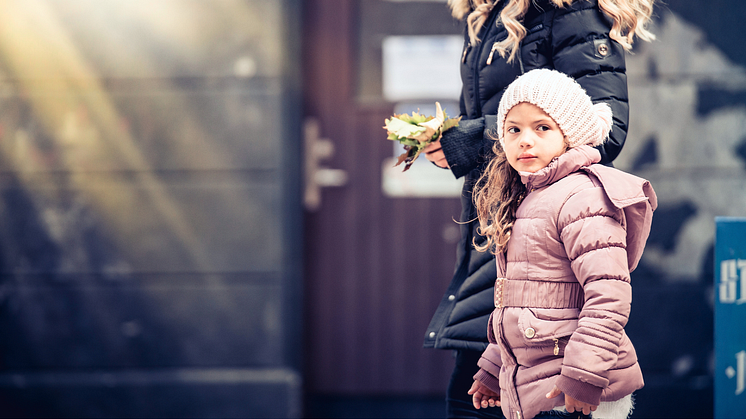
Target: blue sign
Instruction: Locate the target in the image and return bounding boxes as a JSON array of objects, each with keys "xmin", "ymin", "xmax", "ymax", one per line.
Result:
[{"xmin": 715, "ymin": 217, "xmax": 746, "ymax": 418}]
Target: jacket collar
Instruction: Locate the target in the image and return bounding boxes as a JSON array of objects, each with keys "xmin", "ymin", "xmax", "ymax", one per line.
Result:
[{"xmin": 519, "ymin": 145, "xmax": 601, "ymax": 190}]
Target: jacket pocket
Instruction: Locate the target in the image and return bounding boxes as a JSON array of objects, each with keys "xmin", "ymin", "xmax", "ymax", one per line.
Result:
[{"xmin": 516, "ymin": 308, "xmax": 579, "ymax": 347}]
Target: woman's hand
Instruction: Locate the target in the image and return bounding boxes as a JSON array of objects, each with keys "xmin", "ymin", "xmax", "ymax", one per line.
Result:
[
  {"xmin": 546, "ymin": 386, "xmax": 597, "ymax": 415},
  {"xmin": 423, "ymin": 140, "xmax": 449, "ymax": 168},
  {"xmin": 468, "ymin": 380, "xmax": 500, "ymax": 410}
]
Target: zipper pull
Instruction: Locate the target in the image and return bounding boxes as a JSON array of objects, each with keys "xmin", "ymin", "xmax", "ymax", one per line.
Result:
[
  {"xmin": 486, "ymin": 42, "xmax": 500, "ymax": 65},
  {"xmin": 462, "ymin": 45, "xmax": 471, "ymax": 63},
  {"xmin": 553, "ymin": 338, "xmax": 560, "ymax": 356}
]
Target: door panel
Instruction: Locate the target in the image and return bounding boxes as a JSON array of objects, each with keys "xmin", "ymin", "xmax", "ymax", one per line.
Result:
[{"xmin": 303, "ymin": 0, "xmax": 464, "ymax": 395}]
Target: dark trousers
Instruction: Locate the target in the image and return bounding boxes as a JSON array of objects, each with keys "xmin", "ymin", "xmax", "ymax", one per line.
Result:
[{"xmin": 447, "ymin": 350, "xmax": 504, "ymax": 419}]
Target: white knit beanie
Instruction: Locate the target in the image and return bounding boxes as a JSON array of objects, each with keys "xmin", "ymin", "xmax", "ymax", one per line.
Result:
[{"xmin": 496, "ymin": 68, "xmax": 613, "ymax": 150}]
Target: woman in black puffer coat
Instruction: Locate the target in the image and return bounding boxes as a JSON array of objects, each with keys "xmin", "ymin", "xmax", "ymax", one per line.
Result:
[{"xmin": 422, "ymin": 0, "xmax": 655, "ymax": 417}]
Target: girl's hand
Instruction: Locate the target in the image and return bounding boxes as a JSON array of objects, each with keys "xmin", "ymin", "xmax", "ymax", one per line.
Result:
[
  {"xmin": 468, "ymin": 380, "xmax": 500, "ymax": 410},
  {"xmin": 546, "ymin": 386, "xmax": 597, "ymax": 415}
]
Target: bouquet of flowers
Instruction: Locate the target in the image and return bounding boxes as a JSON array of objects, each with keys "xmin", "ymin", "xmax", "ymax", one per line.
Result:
[{"xmin": 383, "ymin": 102, "xmax": 460, "ymax": 172}]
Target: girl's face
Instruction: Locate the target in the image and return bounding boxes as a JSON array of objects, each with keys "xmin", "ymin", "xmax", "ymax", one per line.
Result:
[{"xmin": 503, "ymin": 102, "xmax": 567, "ymax": 173}]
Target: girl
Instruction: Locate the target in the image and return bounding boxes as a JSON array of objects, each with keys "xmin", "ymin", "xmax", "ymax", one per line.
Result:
[
  {"xmin": 422, "ymin": 1, "xmax": 655, "ymax": 416},
  {"xmin": 468, "ymin": 69, "xmax": 657, "ymax": 419}
]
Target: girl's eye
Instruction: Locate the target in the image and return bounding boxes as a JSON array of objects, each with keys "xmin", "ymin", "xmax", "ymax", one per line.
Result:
[
  {"xmin": 537, "ymin": 125, "xmax": 550, "ymax": 132},
  {"xmin": 507, "ymin": 127, "xmax": 519, "ymax": 134}
]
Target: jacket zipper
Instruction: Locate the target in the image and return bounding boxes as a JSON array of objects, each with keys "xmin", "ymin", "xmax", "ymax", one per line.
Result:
[
  {"xmin": 497, "ymin": 308, "xmax": 524, "ymax": 419},
  {"xmin": 486, "ymin": 21, "xmax": 538, "ymax": 68},
  {"xmin": 462, "ymin": 44, "xmax": 471, "ymax": 63},
  {"xmin": 517, "ymin": 46, "xmax": 524, "ymax": 74},
  {"xmin": 486, "ymin": 42, "xmax": 500, "ymax": 65},
  {"xmin": 486, "ymin": 42, "xmax": 524, "ymax": 73},
  {"xmin": 514, "ymin": 23, "xmax": 544, "ymax": 74},
  {"xmin": 471, "ymin": 7, "xmax": 501, "ymax": 117}
]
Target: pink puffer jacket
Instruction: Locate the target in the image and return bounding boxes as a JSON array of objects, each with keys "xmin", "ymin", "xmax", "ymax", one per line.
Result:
[{"xmin": 474, "ymin": 145, "xmax": 657, "ymax": 419}]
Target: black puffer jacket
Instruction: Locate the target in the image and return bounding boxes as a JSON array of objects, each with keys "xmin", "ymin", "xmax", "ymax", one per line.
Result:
[{"xmin": 424, "ymin": 0, "xmax": 629, "ymax": 351}]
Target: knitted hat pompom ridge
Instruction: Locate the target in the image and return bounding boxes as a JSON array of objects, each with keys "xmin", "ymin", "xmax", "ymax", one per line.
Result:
[{"xmin": 496, "ymin": 69, "xmax": 613, "ymax": 151}]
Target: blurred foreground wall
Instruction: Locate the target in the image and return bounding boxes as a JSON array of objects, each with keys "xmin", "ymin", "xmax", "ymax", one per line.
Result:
[{"xmin": 0, "ymin": 1, "xmax": 302, "ymax": 417}]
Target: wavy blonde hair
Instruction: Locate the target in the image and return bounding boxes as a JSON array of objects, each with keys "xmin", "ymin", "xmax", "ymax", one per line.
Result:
[
  {"xmin": 448, "ymin": 0, "xmax": 656, "ymax": 62},
  {"xmin": 472, "ymin": 143, "xmax": 527, "ymax": 254}
]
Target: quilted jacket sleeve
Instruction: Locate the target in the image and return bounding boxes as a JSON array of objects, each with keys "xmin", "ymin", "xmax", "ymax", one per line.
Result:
[
  {"xmin": 555, "ymin": 184, "xmax": 631, "ymax": 405},
  {"xmin": 474, "ymin": 313, "xmax": 502, "ymax": 393},
  {"xmin": 550, "ymin": 2, "xmax": 629, "ymax": 165}
]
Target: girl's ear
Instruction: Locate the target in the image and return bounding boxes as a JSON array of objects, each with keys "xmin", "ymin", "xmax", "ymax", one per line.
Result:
[{"xmin": 563, "ymin": 136, "xmax": 570, "ymax": 151}]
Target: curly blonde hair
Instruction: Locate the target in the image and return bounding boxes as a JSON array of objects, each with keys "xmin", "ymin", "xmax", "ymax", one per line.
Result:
[
  {"xmin": 472, "ymin": 142, "xmax": 527, "ymax": 254},
  {"xmin": 449, "ymin": 0, "xmax": 656, "ymax": 62}
]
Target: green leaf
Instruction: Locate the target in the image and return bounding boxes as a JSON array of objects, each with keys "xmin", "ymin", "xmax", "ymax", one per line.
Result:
[
  {"xmin": 384, "ymin": 117, "xmax": 426, "ymax": 139},
  {"xmin": 442, "ymin": 116, "xmax": 461, "ymax": 132},
  {"xmin": 398, "ymin": 112, "xmax": 431, "ymax": 125}
]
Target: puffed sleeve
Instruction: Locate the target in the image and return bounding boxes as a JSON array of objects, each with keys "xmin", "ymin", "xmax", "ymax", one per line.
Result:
[
  {"xmin": 474, "ymin": 313, "xmax": 502, "ymax": 393},
  {"xmin": 555, "ymin": 184, "xmax": 631, "ymax": 405}
]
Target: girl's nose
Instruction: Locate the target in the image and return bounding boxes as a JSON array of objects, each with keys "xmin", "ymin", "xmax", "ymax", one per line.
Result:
[{"xmin": 518, "ymin": 133, "xmax": 534, "ymax": 147}]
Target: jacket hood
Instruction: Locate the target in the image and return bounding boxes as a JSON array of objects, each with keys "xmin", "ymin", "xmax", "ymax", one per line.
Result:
[{"xmin": 582, "ymin": 163, "xmax": 657, "ymax": 271}]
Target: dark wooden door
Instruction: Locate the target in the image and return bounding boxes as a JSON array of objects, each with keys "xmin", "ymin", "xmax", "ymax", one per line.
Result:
[{"xmin": 302, "ymin": 0, "xmax": 464, "ymax": 396}]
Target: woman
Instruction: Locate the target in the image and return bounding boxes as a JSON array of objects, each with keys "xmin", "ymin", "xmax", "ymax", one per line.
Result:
[{"xmin": 421, "ymin": 0, "xmax": 655, "ymax": 417}]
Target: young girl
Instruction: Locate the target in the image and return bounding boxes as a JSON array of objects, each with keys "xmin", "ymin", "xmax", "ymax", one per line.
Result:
[{"xmin": 468, "ymin": 69, "xmax": 657, "ymax": 419}]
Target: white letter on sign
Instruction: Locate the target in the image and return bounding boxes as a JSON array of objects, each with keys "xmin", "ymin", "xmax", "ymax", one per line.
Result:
[{"xmin": 719, "ymin": 260, "xmax": 746, "ymax": 304}]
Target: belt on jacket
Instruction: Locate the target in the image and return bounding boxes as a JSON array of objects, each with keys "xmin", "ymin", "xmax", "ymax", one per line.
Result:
[{"xmin": 494, "ymin": 278, "xmax": 584, "ymax": 309}]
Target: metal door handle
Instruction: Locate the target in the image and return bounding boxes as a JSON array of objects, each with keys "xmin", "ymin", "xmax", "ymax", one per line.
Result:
[{"xmin": 304, "ymin": 117, "xmax": 348, "ymax": 211}]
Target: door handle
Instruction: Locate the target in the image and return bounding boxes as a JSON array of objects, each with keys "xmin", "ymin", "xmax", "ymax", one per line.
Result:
[{"xmin": 304, "ymin": 117, "xmax": 348, "ymax": 211}]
